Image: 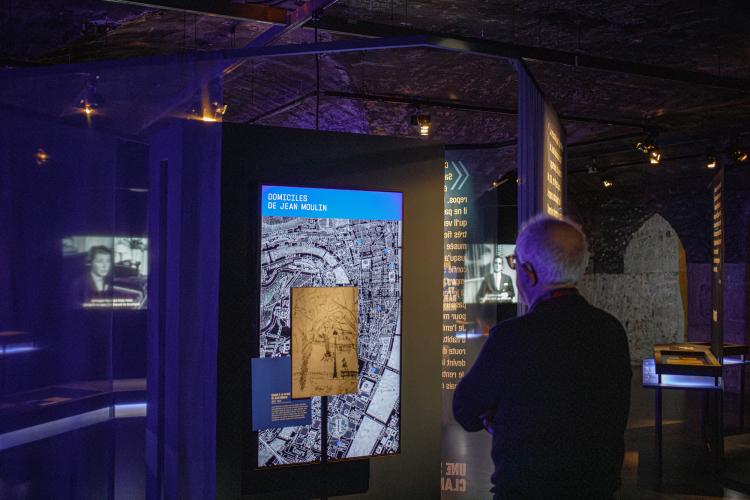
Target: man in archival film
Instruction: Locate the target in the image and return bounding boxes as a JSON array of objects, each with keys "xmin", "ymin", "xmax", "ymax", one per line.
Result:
[{"xmin": 476, "ymin": 255, "xmax": 515, "ymax": 303}]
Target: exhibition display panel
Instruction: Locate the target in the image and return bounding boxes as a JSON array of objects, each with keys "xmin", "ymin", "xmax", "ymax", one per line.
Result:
[{"xmin": 254, "ymin": 185, "xmax": 402, "ymax": 466}]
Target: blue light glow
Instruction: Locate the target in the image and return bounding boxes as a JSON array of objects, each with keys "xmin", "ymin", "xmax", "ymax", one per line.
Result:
[
  {"xmin": 114, "ymin": 403, "xmax": 148, "ymax": 418},
  {"xmin": 722, "ymin": 357, "xmax": 748, "ymax": 366},
  {"xmin": 455, "ymin": 333, "xmax": 485, "ymax": 340},
  {"xmin": 642, "ymin": 358, "xmax": 722, "ymax": 389},
  {"xmin": 0, "ymin": 403, "xmax": 147, "ymax": 451},
  {"xmin": 0, "ymin": 344, "xmax": 38, "ymax": 356}
]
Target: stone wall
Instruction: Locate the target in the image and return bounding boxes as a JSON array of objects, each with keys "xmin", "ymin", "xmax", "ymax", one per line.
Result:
[
  {"xmin": 579, "ymin": 214, "xmax": 686, "ymax": 362},
  {"xmin": 574, "ymin": 174, "xmax": 750, "ymax": 364}
]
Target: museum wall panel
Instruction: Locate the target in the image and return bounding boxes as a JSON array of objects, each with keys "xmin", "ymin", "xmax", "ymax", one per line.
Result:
[{"xmin": 218, "ymin": 124, "xmax": 444, "ymax": 499}]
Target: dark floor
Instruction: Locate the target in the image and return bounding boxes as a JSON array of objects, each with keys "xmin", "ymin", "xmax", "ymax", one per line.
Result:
[
  {"xmin": 616, "ymin": 369, "xmax": 750, "ymax": 500},
  {"xmin": 442, "ymin": 364, "xmax": 750, "ymax": 499}
]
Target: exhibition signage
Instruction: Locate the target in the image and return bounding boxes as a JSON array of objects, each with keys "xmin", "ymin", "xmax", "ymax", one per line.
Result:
[
  {"xmin": 251, "ymin": 357, "xmax": 311, "ymax": 430},
  {"xmin": 711, "ymin": 169, "xmax": 724, "ymax": 360},
  {"xmin": 541, "ymin": 102, "xmax": 565, "ymax": 219},
  {"xmin": 257, "ymin": 184, "xmax": 402, "ymax": 467},
  {"xmin": 515, "ymin": 61, "xmax": 567, "ymax": 225},
  {"xmin": 261, "ymin": 185, "xmax": 402, "ymax": 220}
]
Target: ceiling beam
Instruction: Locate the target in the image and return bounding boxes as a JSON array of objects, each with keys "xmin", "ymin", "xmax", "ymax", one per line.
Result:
[
  {"xmin": 105, "ymin": 0, "xmax": 339, "ymax": 34},
  {"xmin": 104, "ymin": 0, "xmax": 288, "ymax": 23},
  {"xmin": 127, "ymin": 0, "xmax": 339, "ymax": 132},
  {"xmin": 102, "ymin": 2, "xmax": 750, "ymax": 93},
  {"xmin": 445, "ymin": 140, "xmax": 516, "ymax": 151},
  {"xmin": 97, "ymin": 3, "xmax": 749, "ymax": 92},
  {"xmin": 313, "ymin": 17, "xmax": 750, "ymax": 93},
  {"xmin": 0, "ymin": 36, "xmax": 432, "ymax": 79},
  {"xmin": 247, "ymin": 90, "xmax": 647, "ymax": 133},
  {"xmin": 3, "ymin": 32, "xmax": 748, "ymax": 101},
  {"xmin": 247, "ymin": 90, "xmax": 317, "ymax": 123},
  {"xmin": 324, "ymin": 90, "xmax": 647, "ymax": 129}
]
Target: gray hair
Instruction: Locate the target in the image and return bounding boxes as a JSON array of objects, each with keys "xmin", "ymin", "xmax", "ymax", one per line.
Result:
[{"xmin": 516, "ymin": 215, "xmax": 590, "ymax": 286}]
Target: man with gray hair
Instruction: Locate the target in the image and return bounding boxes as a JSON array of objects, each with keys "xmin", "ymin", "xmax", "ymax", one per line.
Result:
[{"xmin": 453, "ymin": 216, "xmax": 631, "ymax": 499}]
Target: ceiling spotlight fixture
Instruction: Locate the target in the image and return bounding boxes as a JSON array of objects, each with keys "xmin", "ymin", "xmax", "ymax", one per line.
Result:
[
  {"xmin": 602, "ymin": 176, "xmax": 615, "ymax": 189},
  {"xmin": 587, "ymin": 157, "xmax": 599, "ymax": 174},
  {"xmin": 648, "ymin": 147, "xmax": 661, "ymax": 165},
  {"xmin": 77, "ymin": 96, "xmax": 98, "ymax": 116},
  {"xmin": 413, "ymin": 114, "xmax": 430, "ymax": 136},
  {"xmin": 488, "ymin": 171, "xmax": 518, "ymax": 191},
  {"xmin": 76, "ymin": 74, "xmax": 101, "ymax": 117},
  {"xmin": 211, "ymin": 101, "xmax": 228, "ymax": 120},
  {"xmin": 731, "ymin": 142, "xmax": 748, "ymax": 163},
  {"xmin": 191, "ymin": 101, "xmax": 228, "ymax": 123},
  {"xmin": 35, "ymin": 148, "xmax": 49, "ymax": 166},
  {"xmin": 706, "ymin": 147, "xmax": 718, "ymax": 169},
  {"xmin": 635, "ymin": 134, "xmax": 661, "ymax": 166}
]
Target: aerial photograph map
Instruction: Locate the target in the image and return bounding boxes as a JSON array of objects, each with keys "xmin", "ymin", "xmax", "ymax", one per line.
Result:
[{"xmin": 258, "ymin": 185, "xmax": 402, "ymax": 467}]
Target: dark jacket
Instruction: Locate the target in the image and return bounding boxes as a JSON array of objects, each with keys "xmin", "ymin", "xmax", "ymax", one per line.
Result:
[{"xmin": 452, "ymin": 291, "xmax": 631, "ymax": 498}]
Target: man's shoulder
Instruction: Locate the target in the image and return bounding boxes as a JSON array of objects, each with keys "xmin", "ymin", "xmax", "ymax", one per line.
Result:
[
  {"xmin": 579, "ymin": 299, "xmax": 625, "ymax": 331},
  {"xmin": 489, "ymin": 315, "xmax": 526, "ymax": 338}
]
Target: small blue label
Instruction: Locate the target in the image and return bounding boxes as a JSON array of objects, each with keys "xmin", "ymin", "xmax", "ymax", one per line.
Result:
[{"xmin": 251, "ymin": 357, "xmax": 312, "ymax": 430}]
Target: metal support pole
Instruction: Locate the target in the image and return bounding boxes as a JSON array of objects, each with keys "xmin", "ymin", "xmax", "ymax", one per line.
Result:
[
  {"xmin": 701, "ymin": 391, "xmax": 708, "ymax": 442},
  {"xmin": 321, "ymin": 395, "xmax": 329, "ymax": 500},
  {"xmin": 741, "ymin": 355, "xmax": 746, "ymax": 430},
  {"xmin": 655, "ymin": 387, "xmax": 662, "ymax": 477},
  {"xmin": 706, "ymin": 389, "xmax": 725, "ymax": 475}
]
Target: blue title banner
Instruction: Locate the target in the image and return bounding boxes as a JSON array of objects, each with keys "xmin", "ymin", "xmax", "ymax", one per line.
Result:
[{"xmin": 261, "ymin": 185, "xmax": 402, "ymax": 221}]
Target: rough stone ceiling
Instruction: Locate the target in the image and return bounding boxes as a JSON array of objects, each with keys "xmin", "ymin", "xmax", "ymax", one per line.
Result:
[
  {"xmin": 333, "ymin": 0, "xmax": 750, "ymax": 77},
  {"xmin": 1, "ymin": 0, "xmax": 749, "ymax": 191}
]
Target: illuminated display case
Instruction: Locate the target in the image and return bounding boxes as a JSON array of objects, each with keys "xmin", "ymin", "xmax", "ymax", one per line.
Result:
[{"xmin": 653, "ymin": 343, "xmax": 722, "ymax": 377}]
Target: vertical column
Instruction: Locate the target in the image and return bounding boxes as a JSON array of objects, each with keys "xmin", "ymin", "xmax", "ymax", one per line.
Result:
[{"xmin": 711, "ymin": 169, "xmax": 724, "ymax": 361}]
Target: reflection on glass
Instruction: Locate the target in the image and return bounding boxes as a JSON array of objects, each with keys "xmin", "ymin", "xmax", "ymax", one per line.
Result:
[
  {"xmin": 63, "ymin": 236, "xmax": 148, "ymax": 310},
  {"xmin": 464, "ymin": 244, "xmax": 518, "ymax": 305}
]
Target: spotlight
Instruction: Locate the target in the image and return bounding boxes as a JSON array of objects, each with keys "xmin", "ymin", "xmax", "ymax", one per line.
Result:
[
  {"xmin": 413, "ymin": 115, "xmax": 430, "ymax": 136},
  {"xmin": 634, "ymin": 139, "xmax": 651, "ymax": 154},
  {"xmin": 648, "ymin": 147, "xmax": 661, "ymax": 165},
  {"xmin": 77, "ymin": 99, "xmax": 98, "ymax": 116},
  {"xmin": 35, "ymin": 148, "xmax": 49, "ymax": 166},
  {"xmin": 191, "ymin": 101, "xmax": 228, "ymax": 123},
  {"xmin": 732, "ymin": 146, "xmax": 748, "ymax": 163},
  {"xmin": 587, "ymin": 157, "xmax": 599, "ymax": 174},
  {"xmin": 213, "ymin": 102, "xmax": 228, "ymax": 118},
  {"xmin": 76, "ymin": 75, "xmax": 101, "ymax": 117},
  {"xmin": 706, "ymin": 147, "xmax": 718, "ymax": 169},
  {"xmin": 635, "ymin": 134, "xmax": 661, "ymax": 166},
  {"xmin": 602, "ymin": 176, "xmax": 615, "ymax": 189}
]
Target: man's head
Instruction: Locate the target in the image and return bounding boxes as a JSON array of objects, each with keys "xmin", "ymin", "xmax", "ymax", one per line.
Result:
[
  {"xmin": 492, "ymin": 256, "xmax": 504, "ymax": 273},
  {"xmin": 515, "ymin": 216, "xmax": 589, "ymax": 306}
]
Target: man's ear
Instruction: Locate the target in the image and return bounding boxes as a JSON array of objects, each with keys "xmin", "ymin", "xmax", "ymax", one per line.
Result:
[{"xmin": 522, "ymin": 262, "xmax": 538, "ymax": 286}]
